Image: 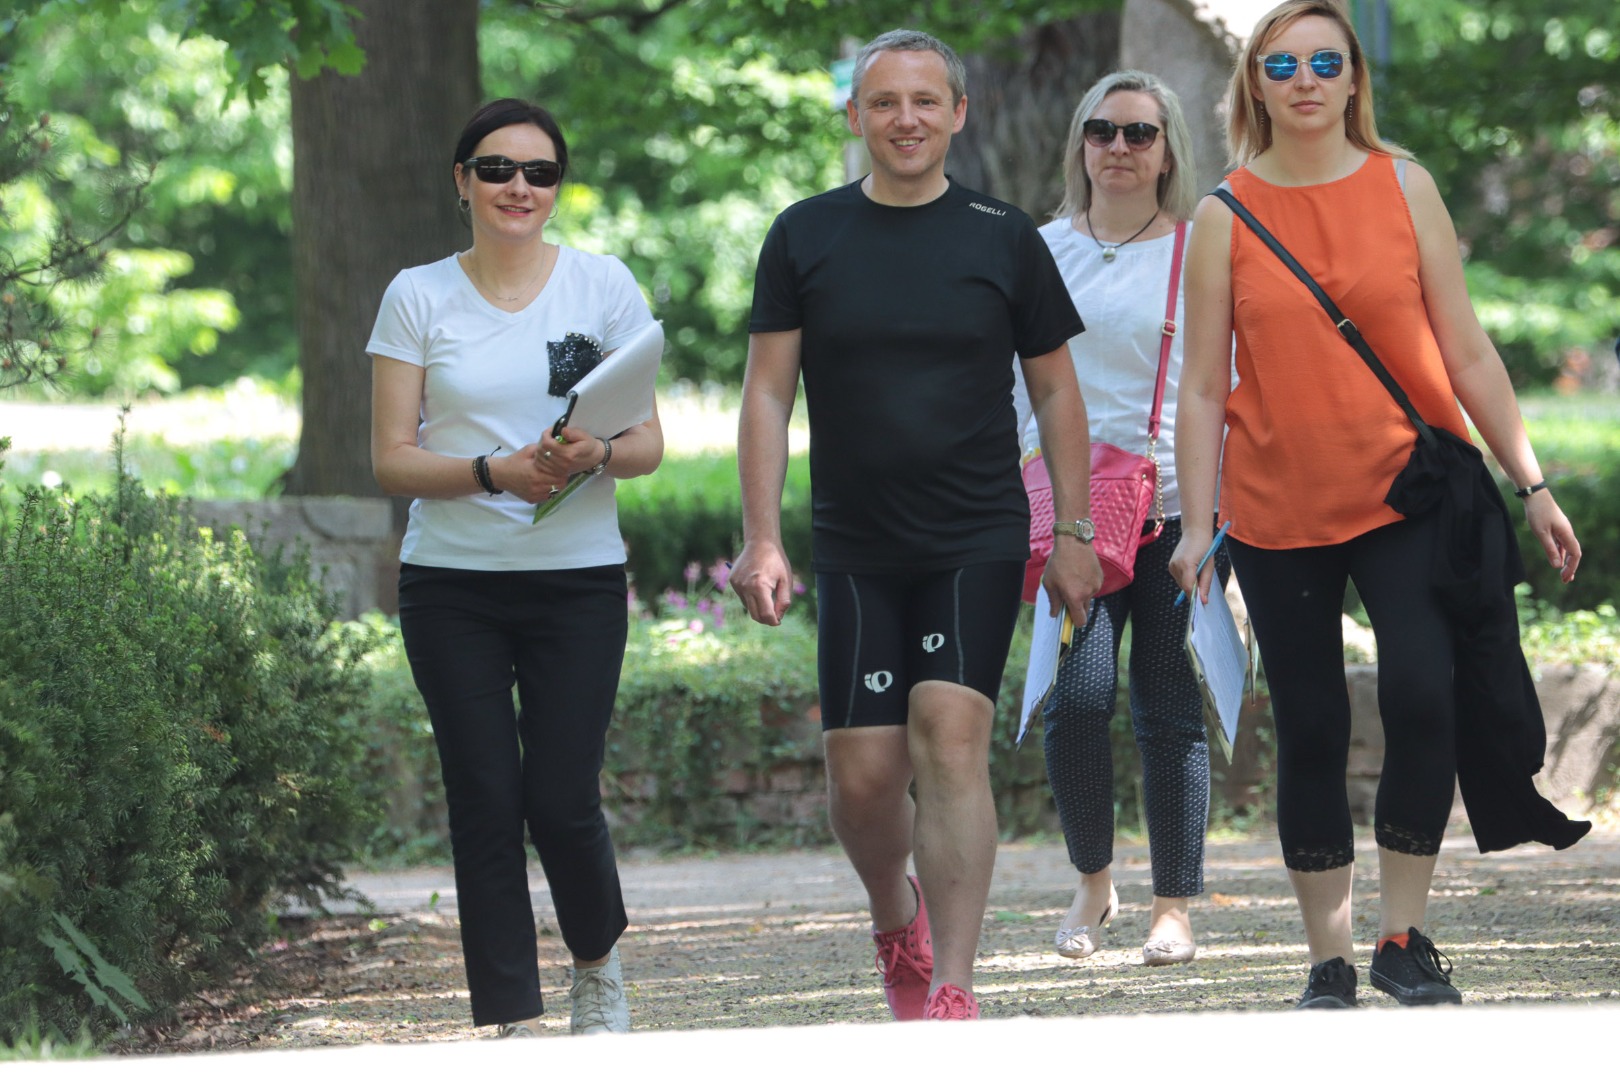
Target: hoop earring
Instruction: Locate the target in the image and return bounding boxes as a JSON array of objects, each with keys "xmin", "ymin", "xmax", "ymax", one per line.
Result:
[{"xmin": 457, "ymin": 195, "xmax": 470, "ymax": 212}]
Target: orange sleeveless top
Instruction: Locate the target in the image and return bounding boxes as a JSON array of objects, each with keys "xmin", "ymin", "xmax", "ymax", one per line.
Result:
[{"xmin": 1220, "ymin": 154, "xmax": 1469, "ymax": 549}]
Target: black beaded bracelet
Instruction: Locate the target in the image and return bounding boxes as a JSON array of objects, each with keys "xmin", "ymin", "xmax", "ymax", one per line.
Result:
[
  {"xmin": 473, "ymin": 454, "xmax": 503, "ymax": 495},
  {"xmin": 1513, "ymin": 479, "xmax": 1549, "ymax": 500}
]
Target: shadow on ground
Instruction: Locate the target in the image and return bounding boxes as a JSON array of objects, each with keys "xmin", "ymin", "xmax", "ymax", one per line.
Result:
[{"xmin": 117, "ymin": 829, "xmax": 1620, "ymax": 1051}]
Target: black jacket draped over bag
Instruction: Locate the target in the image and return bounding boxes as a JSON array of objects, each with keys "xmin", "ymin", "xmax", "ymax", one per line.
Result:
[{"xmin": 1384, "ymin": 427, "xmax": 1591, "ymax": 854}]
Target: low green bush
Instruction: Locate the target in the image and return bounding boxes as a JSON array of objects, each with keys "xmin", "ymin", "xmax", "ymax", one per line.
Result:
[
  {"xmin": 337, "ymin": 615, "xmax": 450, "ymax": 866},
  {"xmin": 608, "ymin": 570, "xmax": 821, "ymax": 847},
  {"xmin": 616, "ymin": 452, "xmax": 812, "ymax": 603},
  {"xmin": 0, "ymin": 445, "xmax": 380, "ymax": 1044},
  {"xmin": 1512, "ymin": 396, "xmax": 1620, "ymax": 611}
]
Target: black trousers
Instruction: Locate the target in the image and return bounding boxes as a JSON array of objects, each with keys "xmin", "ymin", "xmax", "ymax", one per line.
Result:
[
  {"xmin": 1228, "ymin": 515, "xmax": 1456, "ymax": 872},
  {"xmin": 398, "ymin": 562, "xmax": 630, "ymax": 1026}
]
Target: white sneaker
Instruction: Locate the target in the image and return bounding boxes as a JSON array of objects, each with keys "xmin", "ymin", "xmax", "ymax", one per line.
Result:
[{"xmin": 569, "ymin": 945, "xmax": 630, "ymax": 1034}]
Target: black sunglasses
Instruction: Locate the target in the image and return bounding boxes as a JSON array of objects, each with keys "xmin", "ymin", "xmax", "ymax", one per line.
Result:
[
  {"xmin": 1082, "ymin": 119, "xmax": 1160, "ymax": 150},
  {"xmin": 1258, "ymin": 50, "xmax": 1346, "ymax": 81},
  {"xmin": 463, "ymin": 155, "xmax": 562, "ymax": 188}
]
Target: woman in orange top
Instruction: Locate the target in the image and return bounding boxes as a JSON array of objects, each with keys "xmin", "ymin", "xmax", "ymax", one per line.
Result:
[{"xmin": 1171, "ymin": 1, "xmax": 1581, "ymax": 1009}]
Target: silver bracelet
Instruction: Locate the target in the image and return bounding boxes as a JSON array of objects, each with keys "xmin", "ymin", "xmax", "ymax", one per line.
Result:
[{"xmin": 588, "ymin": 436, "xmax": 613, "ymax": 476}]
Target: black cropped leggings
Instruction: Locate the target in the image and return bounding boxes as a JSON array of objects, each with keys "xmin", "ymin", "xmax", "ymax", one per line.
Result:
[
  {"xmin": 1228, "ymin": 515, "xmax": 1456, "ymax": 872},
  {"xmin": 398, "ymin": 562, "xmax": 630, "ymax": 1027}
]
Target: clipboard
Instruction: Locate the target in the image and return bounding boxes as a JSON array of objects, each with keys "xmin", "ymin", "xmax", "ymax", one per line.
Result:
[
  {"xmin": 1016, "ymin": 584, "xmax": 1076, "ymax": 748},
  {"xmin": 1184, "ymin": 579, "xmax": 1247, "ymax": 764},
  {"xmin": 532, "ymin": 320, "xmax": 664, "ymax": 523}
]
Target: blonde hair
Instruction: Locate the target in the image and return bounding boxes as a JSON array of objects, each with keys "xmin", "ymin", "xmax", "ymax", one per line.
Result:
[
  {"xmin": 1225, "ymin": 0, "xmax": 1410, "ymax": 167},
  {"xmin": 1055, "ymin": 70, "xmax": 1200, "ymax": 222}
]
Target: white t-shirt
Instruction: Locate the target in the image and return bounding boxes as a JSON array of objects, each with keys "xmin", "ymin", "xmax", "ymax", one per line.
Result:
[
  {"xmin": 367, "ymin": 247, "xmax": 654, "ymax": 571},
  {"xmin": 1014, "ymin": 220, "xmax": 1190, "ymax": 517}
]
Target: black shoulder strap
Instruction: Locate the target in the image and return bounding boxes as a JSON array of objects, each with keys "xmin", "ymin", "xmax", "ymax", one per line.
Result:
[{"xmin": 1211, "ymin": 186, "xmax": 1437, "ymax": 447}]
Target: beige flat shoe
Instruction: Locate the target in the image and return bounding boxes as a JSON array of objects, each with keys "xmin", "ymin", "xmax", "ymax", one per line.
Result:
[
  {"xmin": 1055, "ymin": 883, "xmax": 1118, "ymax": 959},
  {"xmin": 1142, "ymin": 938, "xmax": 1198, "ymax": 966}
]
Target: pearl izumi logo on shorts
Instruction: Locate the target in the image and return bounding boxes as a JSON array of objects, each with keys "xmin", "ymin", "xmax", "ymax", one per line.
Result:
[
  {"xmin": 921, "ymin": 633, "xmax": 945, "ymax": 653},
  {"xmin": 969, "ymin": 202, "xmax": 1006, "ymax": 217},
  {"xmin": 863, "ymin": 671, "xmax": 894, "ymax": 693}
]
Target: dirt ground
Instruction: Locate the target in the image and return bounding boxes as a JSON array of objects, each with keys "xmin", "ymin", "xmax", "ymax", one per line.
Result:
[{"xmin": 112, "ymin": 827, "xmax": 1620, "ymax": 1052}]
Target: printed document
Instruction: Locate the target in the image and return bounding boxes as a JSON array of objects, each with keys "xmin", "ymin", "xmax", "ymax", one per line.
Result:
[
  {"xmin": 1185, "ymin": 581, "xmax": 1247, "ymax": 763},
  {"xmin": 1017, "ymin": 584, "xmax": 1074, "ymax": 747}
]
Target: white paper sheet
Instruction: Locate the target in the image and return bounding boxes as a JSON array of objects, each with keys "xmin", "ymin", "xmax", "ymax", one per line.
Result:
[
  {"xmin": 1017, "ymin": 584, "xmax": 1073, "ymax": 747},
  {"xmin": 1184, "ymin": 580, "xmax": 1248, "ymax": 764},
  {"xmin": 532, "ymin": 320, "xmax": 664, "ymax": 523},
  {"xmin": 553, "ymin": 319, "xmax": 664, "ymax": 440}
]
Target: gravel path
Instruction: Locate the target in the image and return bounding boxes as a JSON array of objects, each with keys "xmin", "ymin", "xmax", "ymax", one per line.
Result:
[{"xmin": 120, "ymin": 828, "xmax": 1620, "ymax": 1051}]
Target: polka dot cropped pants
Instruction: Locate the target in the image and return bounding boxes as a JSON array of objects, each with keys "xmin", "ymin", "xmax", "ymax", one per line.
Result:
[{"xmin": 1041, "ymin": 516, "xmax": 1228, "ymax": 898}]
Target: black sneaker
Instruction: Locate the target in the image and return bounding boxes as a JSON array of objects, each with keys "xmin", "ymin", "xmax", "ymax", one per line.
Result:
[
  {"xmin": 1369, "ymin": 927, "xmax": 1463, "ymax": 1006},
  {"xmin": 1296, "ymin": 956, "xmax": 1357, "ymax": 1009}
]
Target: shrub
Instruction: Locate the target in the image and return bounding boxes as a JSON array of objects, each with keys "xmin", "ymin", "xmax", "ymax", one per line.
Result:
[
  {"xmin": 616, "ymin": 453, "xmax": 812, "ymax": 603},
  {"xmin": 1511, "ymin": 396, "xmax": 1620, "ymax": 611},
  {"xmin": 0, "ymin": 449, "xmax": 380, "ymax": 1043},
  {"xmin": 336, "ymin": 615, "xmax": 450, "ymax": 865}
]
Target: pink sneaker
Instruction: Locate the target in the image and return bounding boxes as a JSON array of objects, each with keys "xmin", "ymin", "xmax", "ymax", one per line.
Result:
[
  {"xmin": 924, "ymin": 983, "xmax": 980, "ymax": 1020},
  {"xmin": 872, "ymin": 874, "xmax": 933, "ymax": 1021}
]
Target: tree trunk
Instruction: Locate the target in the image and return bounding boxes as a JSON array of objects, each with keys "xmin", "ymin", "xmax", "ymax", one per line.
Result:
[
  {"xmin": 282, "ymin": 0, "xmax": 481, "ymax": 496},
  {"xmin": 947, "ymin": 12, "xmax": 1125, "ymax": 220}
]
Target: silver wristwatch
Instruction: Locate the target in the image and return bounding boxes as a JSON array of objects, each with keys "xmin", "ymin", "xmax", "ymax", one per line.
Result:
[
  {"xmin": 587, "ymin": 436, "xmax": 613, "ymax": 476},
  {"xmin": 1053, "ymin": 519, "xmax": 1096, "ymax": 544}
]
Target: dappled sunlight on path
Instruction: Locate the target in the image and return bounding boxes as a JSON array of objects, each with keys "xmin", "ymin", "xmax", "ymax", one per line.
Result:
[{"xmin": 116, "ymin": 829, "xmax": 1620, "ymax": 1054}]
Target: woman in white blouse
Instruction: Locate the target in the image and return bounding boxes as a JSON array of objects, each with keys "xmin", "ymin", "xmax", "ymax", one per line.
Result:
[
  {"xmin": 369, "ymin": 99, "xmax": 661, "ymax": 1037},
  {"xmin": 1018, "ymin": 71, "xmax": 1225, "ymax": 968}
]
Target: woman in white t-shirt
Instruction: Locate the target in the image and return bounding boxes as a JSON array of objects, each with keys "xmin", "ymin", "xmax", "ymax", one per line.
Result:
[
  {"xmin": 1016, "ymin": 72, "xmax": 1226, "ymax": 968},
  {"xmin": 369, "ymin": 99, "xmax": 661, "ymax": 1037}
]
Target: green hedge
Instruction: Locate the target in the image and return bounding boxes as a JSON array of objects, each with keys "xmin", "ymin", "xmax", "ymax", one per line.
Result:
[
  {"xmin": 1509, "ymin": 397, "xmax": 1620, "ymax": 611},
  {"xmin": 616, "ymin": 452, "xmax": 812, "ymax": 603},
  {"xmin": 619, "ymin": 419, "xmax": 1619, "ymax": 615},
  {"xmin": 0, "ymin": 455, "xmax": 379, "ymax": 1043}
]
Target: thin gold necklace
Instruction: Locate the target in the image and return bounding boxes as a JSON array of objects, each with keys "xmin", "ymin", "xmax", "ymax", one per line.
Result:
[{"xmin": 466, "ymin": 245, "xmax": 550, "ymax": 302}]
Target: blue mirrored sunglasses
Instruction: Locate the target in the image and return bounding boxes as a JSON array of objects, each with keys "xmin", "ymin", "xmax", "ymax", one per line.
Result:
[{"xmin": 1258, "ymin": 50, "xmax": 1346, "ymax": 81}]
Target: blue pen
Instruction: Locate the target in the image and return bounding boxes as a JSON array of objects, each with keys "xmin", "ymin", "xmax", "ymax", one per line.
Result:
[{"xmin": 1175, "ymin": 520, "xmax": 1232, "ymax": 607}]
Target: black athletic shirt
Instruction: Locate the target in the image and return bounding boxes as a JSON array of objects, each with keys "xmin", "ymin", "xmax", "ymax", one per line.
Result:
[{"xmin": 749, "ymin": 179, "xmax": 1084, "ymax": 573}]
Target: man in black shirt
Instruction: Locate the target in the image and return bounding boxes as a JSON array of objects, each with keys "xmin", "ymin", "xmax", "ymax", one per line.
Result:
[{"xmin": 733, "ymin": 28, "xmax": 1102, "ymax": 1021}]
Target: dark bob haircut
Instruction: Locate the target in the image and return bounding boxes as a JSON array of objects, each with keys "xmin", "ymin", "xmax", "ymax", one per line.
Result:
[{"xmin": 452, "ymin": 98, "xmax": 569, "ymax": 187}]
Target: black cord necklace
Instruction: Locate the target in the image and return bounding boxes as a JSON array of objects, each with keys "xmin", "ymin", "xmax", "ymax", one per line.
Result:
[{"xmin": 1085, "ymin": 207, "xmax": 1158, "ymax": 262}]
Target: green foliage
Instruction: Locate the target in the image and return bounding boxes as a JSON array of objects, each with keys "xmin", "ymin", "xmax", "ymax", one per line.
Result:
[
  {"xmin": 483, "ymin": 4, "xmax": 845, "ymax": 384},
  {"xmin": 1504, "ymin": 395, "xmax": 1620, "ymax": 610},
  {"xmin": 1517, "ymin": 594, "xmax": 1620, "ymax": 670},
  {"xmin": 336, "ymin": 614, "xmax": 450, "ymax": 865},
  {"xmin": 32, "ymin": 0, "xmax": 366, "ymax": 105},
  {"xmin": 609, "ymin": 578, "xmax": 821, "ymax": 846},
  {"xmin": 0, "ymin": 67, "xmax": 147, "ymax": 390},
  {"xmin": 37, "ymin": 915, "xmax": 150, "ymax": 1025},
  {"xmin": 2, "ymin": 0, "xmax": 1117, "ymax": 394},
  {"xmin": 2, "ymin": 3, "xmax": 284, "ymax": 394},
  {"xmin": 1380, "ymin": 0, "xmax": 1619, "ymax": 385},
  {"xmin": 616, "ymin": 451, "xmax": 812, "ymax": 602},
  {"xmin": 0, "ymin": 434, "xmax": 381, "ymax": 1043}
]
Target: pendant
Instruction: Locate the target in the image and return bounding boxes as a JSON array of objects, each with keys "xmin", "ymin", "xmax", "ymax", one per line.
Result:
[{"xmin": 1102, "ymin": 246, "xmax": 1118, "ymax": 263}]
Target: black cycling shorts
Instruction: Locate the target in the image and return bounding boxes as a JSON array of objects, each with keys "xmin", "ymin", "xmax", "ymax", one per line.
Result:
[{"xmin": 815, "ymin": 561, "xmax": 1025, "ymax": 730}]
